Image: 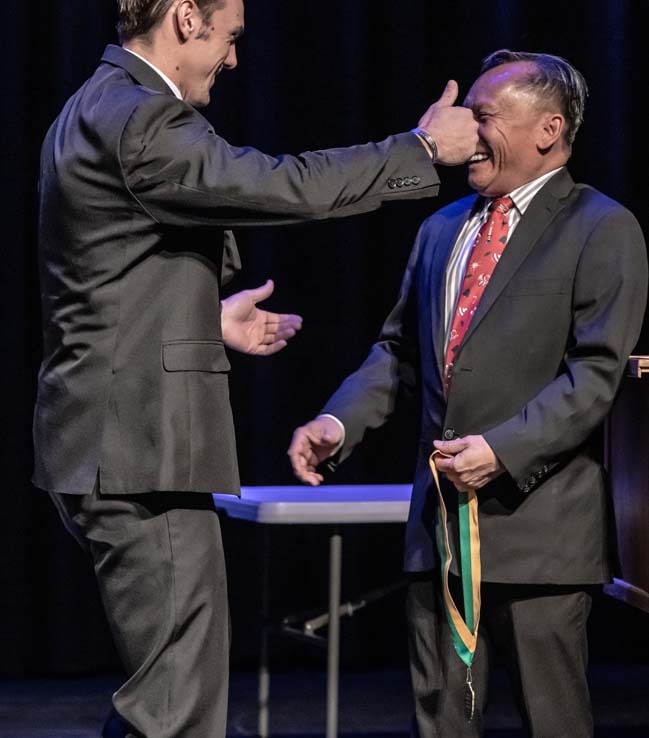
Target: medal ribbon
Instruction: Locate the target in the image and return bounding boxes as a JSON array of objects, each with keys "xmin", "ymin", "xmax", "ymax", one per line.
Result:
[{"xmin": 429, "ymin": 450, "xmax": 481, "ymax": 720}]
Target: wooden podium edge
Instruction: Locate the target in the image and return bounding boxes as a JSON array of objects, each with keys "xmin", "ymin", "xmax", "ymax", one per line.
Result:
[
  {"xmin": 627, "ymin": 355, "xmax": 649, "ymax": 377},
  {"xmin": 604, "ymin": 578, "xmax": 649, "ymax": 614}
]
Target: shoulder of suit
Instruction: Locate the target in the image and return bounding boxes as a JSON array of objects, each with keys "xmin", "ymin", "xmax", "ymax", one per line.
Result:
[
  {"xmin": 118, "ymin": 80, "xmax": 193, "ymax": 121},
  {"xmin": 417, "ymin": 193, "xmax": 478, "ymax": 233},
  {"xmin": 572, "ymin": 182, "xmax": 622, "ymax": 206},
  {"xmin": 569, "ymin": 183, "xmax": 639, "ymax": 223},
  {"xmin": 93, "ymin": 64, "xmax": 204, "ymax": 131}
]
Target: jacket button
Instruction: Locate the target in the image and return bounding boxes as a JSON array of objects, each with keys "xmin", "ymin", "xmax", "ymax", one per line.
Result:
[
  {"xmin": 443, "ymin": 429, "xmax": 455, "ymax": 440},
  {"xmin": 388, "ymin": 178, "xmax": 396, "ymax": 189},
  {"xmin": 396, "ymin": 177, "xmax": 404, "ymax": 187},
  {"xmin": 403, "ymin": 177, "xmax": 412, "ymax": 186},
  {"xmin": 412, "ymin": 176, "xmax": 421, "ymax": 185}
]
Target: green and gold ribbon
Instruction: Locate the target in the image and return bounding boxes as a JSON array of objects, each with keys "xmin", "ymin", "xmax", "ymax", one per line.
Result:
[{"xmin": 429, "ymin": 450, "xmax": 481, "ymax": 721}]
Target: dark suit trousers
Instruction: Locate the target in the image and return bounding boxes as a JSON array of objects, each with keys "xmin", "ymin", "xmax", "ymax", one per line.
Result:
[
  {"xmin": 407, "ymin": 574, "xmax": 594, "ymax": 738},
  {"xmin": 50, "ymin": 487, "xmax": 229, "ymax": 738}
]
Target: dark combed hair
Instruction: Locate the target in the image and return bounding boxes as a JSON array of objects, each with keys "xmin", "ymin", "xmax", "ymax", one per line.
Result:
[
  {"xmin": 117, "ymin": 0, "xmax": 224, "ymax": 43},
  {"xmin": 481, "ymin": 49, "xmax": 588, "ymax": 147}
]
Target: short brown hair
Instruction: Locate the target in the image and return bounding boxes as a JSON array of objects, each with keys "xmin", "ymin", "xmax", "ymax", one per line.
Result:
[{"xmin": 117, "ymin": 0, "xmax": 225, "ymax": 43}]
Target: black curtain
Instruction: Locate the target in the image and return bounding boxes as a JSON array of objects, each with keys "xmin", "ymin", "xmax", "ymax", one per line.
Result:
[{"xmin": 2, "ymin": 0, "xmax": 648, "ymax": 677}]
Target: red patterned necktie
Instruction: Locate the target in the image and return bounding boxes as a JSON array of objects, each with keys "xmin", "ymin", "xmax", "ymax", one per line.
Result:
[{"xmin": 443, "ymin": 196, "xmax": 514, "ymax": 393}]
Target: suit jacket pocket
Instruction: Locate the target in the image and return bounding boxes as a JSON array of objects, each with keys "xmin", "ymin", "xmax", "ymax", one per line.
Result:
[{"xmin": 162, "ymin": 340, "xmax": 231, "ymax": 372}]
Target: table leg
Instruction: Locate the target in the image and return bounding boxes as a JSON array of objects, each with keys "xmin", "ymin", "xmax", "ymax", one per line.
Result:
[
  {"xmin": 326, "ymin": 528, "xmax": 342, "ymax": 738},
  {"xmin": 258, "ymin": 526, "xmax": 270, "ymax": 738}
]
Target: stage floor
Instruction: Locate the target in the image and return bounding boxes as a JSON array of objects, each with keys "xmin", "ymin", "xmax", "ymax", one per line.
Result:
[{"xmin": 1, "ymin": 665, "xmax": 648, "ymax": 737}]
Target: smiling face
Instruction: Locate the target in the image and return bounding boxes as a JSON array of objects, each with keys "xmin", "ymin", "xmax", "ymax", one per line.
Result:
[
  {"xmin": 179, "ymin": 0, "xmax": 244, "ymax": 107},
  {"xmin": 464, "ymin": 62, "xmax": 568, "ymax": 196}
]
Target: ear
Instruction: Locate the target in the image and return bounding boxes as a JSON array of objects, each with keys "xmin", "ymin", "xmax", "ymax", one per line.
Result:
[
  {"xmin": 174, "ymin": 0, "xmax": 201, "ymax": 42},
  {"xmin": 538, "ymin": 113, "xmax": 565, "ymax": 150}
]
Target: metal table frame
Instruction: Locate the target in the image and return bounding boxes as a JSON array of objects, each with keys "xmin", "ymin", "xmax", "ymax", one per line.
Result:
[{"xmin": 213, "ymin": 484, "xmax": 412, "ymax": 738}]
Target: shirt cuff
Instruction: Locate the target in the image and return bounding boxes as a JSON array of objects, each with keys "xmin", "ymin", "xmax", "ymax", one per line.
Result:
[{"xmin": 317, "ymin": 414, "xmax": 346, "ymax": 455}]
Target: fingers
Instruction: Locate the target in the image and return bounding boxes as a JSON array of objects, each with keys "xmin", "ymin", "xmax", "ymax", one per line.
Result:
[
  {"xmin": 264, "ymin": 324, "xmax": 298, "ymax": 343},
  {"xmin": 247, "ymin": 278, "xmax": 275, "ymax": 305},
  {"xmin": 434, "ymin": 79, "xmax": 458, "ymax": 108},
  {"xmin": 416, "ymin": 86, "xmax": 479, "ymax": 166},
  {"xmin": 287, "ymin": 419, "xmax": 343, "ymax": 484},
  {"xmin": 288, "ymin": 426, "xmax": 324, "ymax": 486},
  {"xmin": 434, "ymin": 438, "xmax": 468, "ymax": 455},
  {"xmin": 263, "ymin": 313, "xmax": 303, "ymax": 331},
  {"xmin": 255, "ymin": 339, "xmax": 288, "ymax": 356},
  {"xmin": 257, "ymin": 313, "xmax": 303, "ymax": 352},
  {"xmin": 276, "ymin": 313, "xmax": 303, "ymax": 333},
  {"xmin": 433, "ymin": 454, "xmax": 456, "ymax": 473}
]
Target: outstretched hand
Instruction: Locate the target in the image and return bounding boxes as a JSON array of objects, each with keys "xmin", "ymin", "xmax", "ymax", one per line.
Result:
[
  {"xmin": 417, "ymin": 80, "xmax": 479, "ymax": 166},
  {"xmin": 288, "ymin": 416, "xmax": 344, "ymax": 486},
  {"xmin": 221, "ymin": 279, "xmax": 302, "ymax": 356}
]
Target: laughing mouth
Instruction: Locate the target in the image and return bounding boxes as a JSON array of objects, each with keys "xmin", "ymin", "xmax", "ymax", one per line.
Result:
[{"xmin": 468, "ymin": 152, "xmax": 490, "ymax": 163}]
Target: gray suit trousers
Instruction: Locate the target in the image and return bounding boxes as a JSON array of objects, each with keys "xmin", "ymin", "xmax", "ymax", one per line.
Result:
[
  {"xmin": 407, "ymin": 574, "xmax": 594, "ymax": 738},
  {"xmin": 50, "ymin": 488, "xmax": 229, "ymax": 738}
]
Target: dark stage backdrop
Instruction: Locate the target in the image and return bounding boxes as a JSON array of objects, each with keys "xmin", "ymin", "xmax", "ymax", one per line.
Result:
[{"xmin": 1, "ymin": 0, "xmax": 648, "ymax": 677}]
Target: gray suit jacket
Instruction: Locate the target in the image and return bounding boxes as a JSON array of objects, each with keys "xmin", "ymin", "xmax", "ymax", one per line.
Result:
[
  {"xmin": 323, "ymin": 168, "xmax": 648, "ymax": 584},
  {"xmin": 33, "ymin": 45, "xmax": 439, "ymax": 496}
]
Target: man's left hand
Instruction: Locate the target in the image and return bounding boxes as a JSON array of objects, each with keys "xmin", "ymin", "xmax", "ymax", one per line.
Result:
[
  {"xmin": 432, "ymin": 435, "xmax": 503, "ymax": 492},
  {"xmin": 221, "ymin": 279, "xmax": 302, "ymax": 355}
]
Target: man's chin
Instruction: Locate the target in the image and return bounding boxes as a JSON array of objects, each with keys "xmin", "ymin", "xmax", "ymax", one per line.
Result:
[
  {"xmin": 189, "ymin": 92, "xmax": 211, "ymax": 108},
  {"xmin": 467, "ymin": 172, "xmax": 488, "ymax": 194}
]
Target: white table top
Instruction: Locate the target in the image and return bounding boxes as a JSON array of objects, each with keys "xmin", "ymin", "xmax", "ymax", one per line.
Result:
[{"xmin": 212, "ymin": 484, "xmax": 412, "ymax": 524}]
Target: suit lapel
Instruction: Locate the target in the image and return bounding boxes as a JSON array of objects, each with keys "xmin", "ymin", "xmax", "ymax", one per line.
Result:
[
  {"xmin": 458, "ymin": 168, "xmax": 576, "ymax": 352},
  {"xmin": 426, "ymin": 198, "xmax": 479, "ymax": 380},
  {"xmin": 101, "ymin": 45, "xmax": 175, "ymax": 97}
]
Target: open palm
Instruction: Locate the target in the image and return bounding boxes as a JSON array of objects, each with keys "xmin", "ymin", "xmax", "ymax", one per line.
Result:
[{"xmin": 221, "ymin": 279, "xmax": 302, "ymax": 356}]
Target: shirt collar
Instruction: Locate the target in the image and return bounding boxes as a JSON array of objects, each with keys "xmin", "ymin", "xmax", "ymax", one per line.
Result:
[
  {"xmin": 123, "ymin": 48, "xmax": 183, "ymax": 101},
  {"xmin": 482, "ymin": 166, "xmax": 565, "ymax": 217}
]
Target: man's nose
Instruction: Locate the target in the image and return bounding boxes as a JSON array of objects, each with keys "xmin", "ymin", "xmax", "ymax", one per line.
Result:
[{"xmin": 224, "ymin": 46, "xmax": 238, "ymax": 70}]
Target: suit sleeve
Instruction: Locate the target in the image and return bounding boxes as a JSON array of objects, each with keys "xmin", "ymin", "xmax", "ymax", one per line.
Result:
[
  {"xmin": 320, "ymin": 225, "xmax": 425, "ymax": 464},
  {"xmin": 483, "ymin": 207, "xmax": 648, "ymax": 492},
  {"xmin": 118, "ymin": 94, "xmax": 440, "ymax": 228}
]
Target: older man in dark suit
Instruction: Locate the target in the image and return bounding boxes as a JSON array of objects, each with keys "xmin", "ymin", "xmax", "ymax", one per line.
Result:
[
  {"xmin": 33, "ymin": 1, "xmax": 479, "ymax": 736},
  {"xmin": 289, "ymin": 50, "xmax": 648, "ymax": 738}
]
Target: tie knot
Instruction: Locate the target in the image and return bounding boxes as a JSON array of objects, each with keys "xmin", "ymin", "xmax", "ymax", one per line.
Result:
[{"xmin": 490, "ymin": 196, "xmax": 514, "ymax": 215}]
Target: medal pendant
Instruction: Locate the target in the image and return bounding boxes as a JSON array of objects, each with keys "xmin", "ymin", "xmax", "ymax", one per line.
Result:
[{"xmin": 464, "ymin": 667, "xmax": 475, "ymax": 722}]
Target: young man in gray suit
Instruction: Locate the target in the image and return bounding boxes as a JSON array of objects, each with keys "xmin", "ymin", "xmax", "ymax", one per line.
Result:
[
  {"xmin": 290, "ymin": 51, "xmax": 648, "ymax": 738},
  {"xmin": 33, "ymin": 1, "xmax": 479, "ymax": 736}
]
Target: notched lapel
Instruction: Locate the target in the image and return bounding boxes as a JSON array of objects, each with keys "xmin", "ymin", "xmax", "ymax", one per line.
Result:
[
  {"xmin": 425, "ymin": 198, "xmax": 479, "ymax": 379},
  {"xmin": 458, "ymin": 169, "xmax": 576, "ymax": 351}
]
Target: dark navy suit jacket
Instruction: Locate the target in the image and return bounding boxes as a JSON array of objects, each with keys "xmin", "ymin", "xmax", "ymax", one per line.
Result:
[{"xmin": 323, "ymin": 168, "xmax": 647, "ymax": 584}]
